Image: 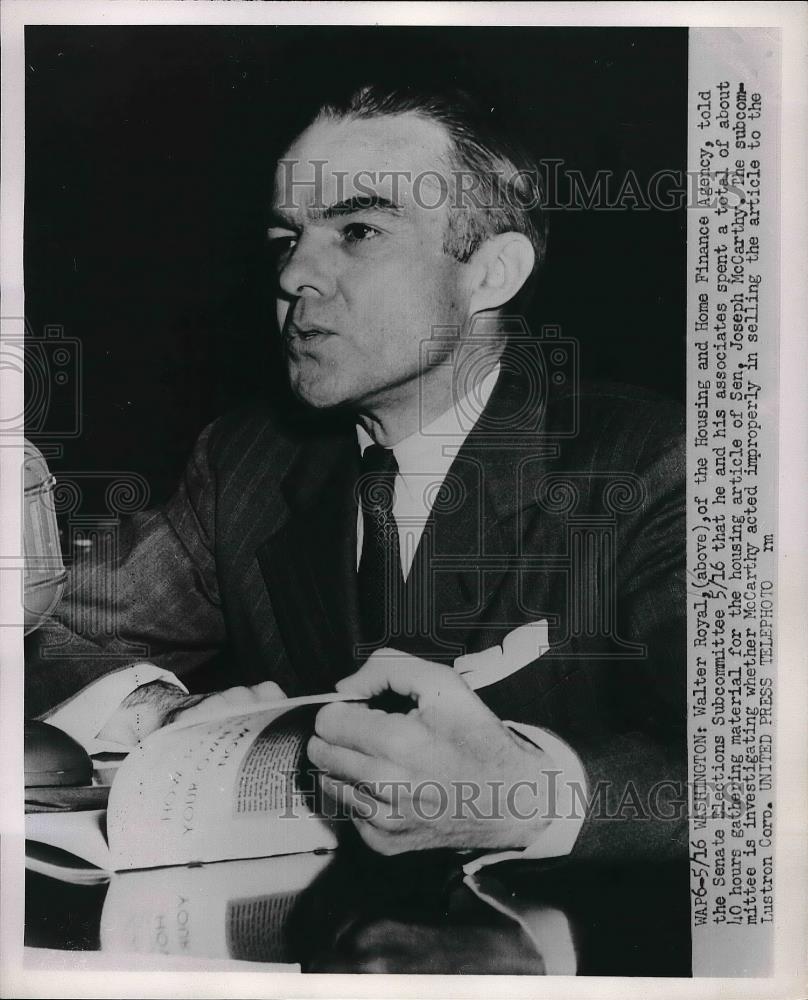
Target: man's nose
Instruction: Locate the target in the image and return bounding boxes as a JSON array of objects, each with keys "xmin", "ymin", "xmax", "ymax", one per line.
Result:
[{"xmin": 277, "ymin": 234, "xmax": 334, "ymax": 300}]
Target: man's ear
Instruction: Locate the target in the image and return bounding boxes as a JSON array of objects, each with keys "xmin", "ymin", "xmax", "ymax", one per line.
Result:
[{"xmin": 466, "ymin": 232, "xmax": 535, "ymax": 314}]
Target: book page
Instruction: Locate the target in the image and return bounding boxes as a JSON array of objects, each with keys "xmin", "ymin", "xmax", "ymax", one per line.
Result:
[
  {"xmin": 107, "ymin": 704, "xmax": 338, "ymax": 871},
  {"xmin": 99, "ymin": 852, "xmax": 334, "ymax": 961}
]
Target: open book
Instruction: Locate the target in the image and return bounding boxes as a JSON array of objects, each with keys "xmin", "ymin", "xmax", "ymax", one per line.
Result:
[{"xmin": 25, "ymin": 694, "xmax": 355, "ymax": 883}]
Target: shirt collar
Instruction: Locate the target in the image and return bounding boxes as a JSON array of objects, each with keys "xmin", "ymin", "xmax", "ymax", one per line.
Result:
[{"xmin": 356, "ymin": 362, "xmax": 501, "ymax": 482}]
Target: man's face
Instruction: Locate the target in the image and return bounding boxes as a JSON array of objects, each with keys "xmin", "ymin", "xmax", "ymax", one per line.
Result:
[{"xmin": 269, "ymin": 113, "xmax": 472, "ymax": 412}]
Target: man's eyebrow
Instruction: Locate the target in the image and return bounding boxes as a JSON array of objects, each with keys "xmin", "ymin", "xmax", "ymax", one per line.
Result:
[
  {"xmin": 268, "ymin": 195, "xmax": 404, "ymax": 230},
  {"xmin": 315, "ymin": 195, "xmax": 404, "ymax": 221}
]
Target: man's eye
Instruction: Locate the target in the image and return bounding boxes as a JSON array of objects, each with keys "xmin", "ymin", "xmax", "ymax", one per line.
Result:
[
  {"xmin": 342, "ymin": 223, "xmax": 379, "ymax": 244},
  {"xmin": 269, "ymin": 235, "xmax": 297, "ymax": 254},
  {"xmin": 268, "ymin": 235, "xmax": 297, "ymax": 266}
]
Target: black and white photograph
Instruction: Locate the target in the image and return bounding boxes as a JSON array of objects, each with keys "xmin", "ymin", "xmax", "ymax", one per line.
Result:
[{"xmin": 1, "ymin": 2, "xmax": 805, "ymax": 995}]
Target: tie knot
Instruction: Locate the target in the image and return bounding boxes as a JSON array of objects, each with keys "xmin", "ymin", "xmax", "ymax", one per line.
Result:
[
  {"xmin": 358, "ymin": 444, "xmax": 398, "ymax": 514},
  {"xmin": 360, "ymin": 444, "xmax": 399, "ymax": 478}
]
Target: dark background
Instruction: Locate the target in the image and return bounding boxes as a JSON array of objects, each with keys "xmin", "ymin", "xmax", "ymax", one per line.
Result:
[{"xmin": 24, "ymin": 26, "xmax": 687, "ymax": 509}]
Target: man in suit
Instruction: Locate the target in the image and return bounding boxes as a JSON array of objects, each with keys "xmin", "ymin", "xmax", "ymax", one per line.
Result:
[{"xmin": 29, "ymin": 85, "xmax": 686, "ymax": 863}]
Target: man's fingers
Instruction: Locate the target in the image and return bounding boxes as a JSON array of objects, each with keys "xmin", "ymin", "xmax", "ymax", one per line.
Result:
[
  {"xmin": 314, "ymin": 701, "xmax": 422, "ymax": 759},
  {"xmin": 336, "ymin": 651, "xmax": 497, "ymax": 738},
  {"xmin": 171, "ymin": 680, "xmax": 286, "ymax": 726},
  {"xmin": 251, "ymin": 680, "xmax": 286, "ymax": 700},
  {"xmin": 318, "ymin": 776, "xmax": 410, "ymax": 845},
  {"xmin": 308, "ymin": 734, "xmax": 378, "ymax": 784},
  {"xmin": 319, "ymin": 774, "xmax": 377, "ymax": 820},
  {"xmin": 336, "ymin": 648, "xmax": 456, "ymax": 700},
  {"xmin": 220, "ymin": 681, "xmax": 285, "ymax": 706}
]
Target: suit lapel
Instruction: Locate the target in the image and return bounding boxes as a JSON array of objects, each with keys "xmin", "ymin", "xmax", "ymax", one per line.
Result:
[
  {"xmin": 397, "ymin": 357, "xmax": 561, "ymax": 663},
  {"xmin": 256, "ymin": 428, "xmax": 362, "ymax": 690}
]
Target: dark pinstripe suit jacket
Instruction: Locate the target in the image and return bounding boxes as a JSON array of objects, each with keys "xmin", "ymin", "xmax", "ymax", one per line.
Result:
[{"xmin": 28, "ymin": 364, "xmax": 687, "ymax": 861}]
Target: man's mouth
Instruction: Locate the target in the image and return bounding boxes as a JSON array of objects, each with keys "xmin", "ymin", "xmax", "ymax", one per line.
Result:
[{"xmin": 286, "ymin": 323, "xmax": 335, "ymax": 342}]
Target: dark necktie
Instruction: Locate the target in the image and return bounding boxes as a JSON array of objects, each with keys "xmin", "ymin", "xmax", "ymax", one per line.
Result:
[{"xmin": 357, "ymin": 444, "xmax": 406, "ymax": 647}]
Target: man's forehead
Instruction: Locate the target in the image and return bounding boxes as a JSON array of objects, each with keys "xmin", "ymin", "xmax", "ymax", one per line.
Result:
[{"xmin": 272, "ymin": 112, "xmax": 452, "ymax": 215}]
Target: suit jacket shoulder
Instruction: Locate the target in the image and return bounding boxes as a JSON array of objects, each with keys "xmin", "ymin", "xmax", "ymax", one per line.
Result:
[{"xmin": 544, "ymin": 378, "xmax": 684, "ymax": 468}]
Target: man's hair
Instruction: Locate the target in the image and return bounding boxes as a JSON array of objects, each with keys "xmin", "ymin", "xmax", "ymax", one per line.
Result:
[{"xmin": 314, "ymin": 83, "xmax": 548, "ymax": 308}]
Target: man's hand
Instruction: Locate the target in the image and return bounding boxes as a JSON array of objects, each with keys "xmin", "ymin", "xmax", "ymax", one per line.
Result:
[
  {"xmin": 308, "ymin": 649, "xmax": 554, "ymax": 855},
  {"xmin": 97, "ymin": 679, "xmax": 285, "ymax": 746}
]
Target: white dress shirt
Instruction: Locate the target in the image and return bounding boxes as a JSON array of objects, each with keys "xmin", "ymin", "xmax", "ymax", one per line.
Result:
[{"xmin": 356, "ymin": 363, "xmax": 502, "ymax": 578}]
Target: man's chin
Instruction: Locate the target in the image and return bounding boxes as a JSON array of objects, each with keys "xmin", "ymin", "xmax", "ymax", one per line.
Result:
[{"xmin": 289, "ymin": 375, "xmax": 354, "ymax": 412}]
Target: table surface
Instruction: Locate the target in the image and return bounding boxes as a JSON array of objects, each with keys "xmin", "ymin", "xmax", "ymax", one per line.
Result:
[{"xmin": 25, "ymin": 840, "xmax": 692, "ymax": 975}]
